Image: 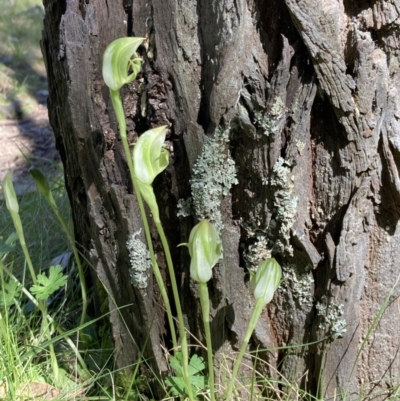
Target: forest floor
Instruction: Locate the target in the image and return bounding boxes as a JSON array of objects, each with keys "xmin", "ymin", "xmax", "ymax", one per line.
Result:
[{"xmin": 0, "ymin": 2, "xmax": 60, "ymax": 196}]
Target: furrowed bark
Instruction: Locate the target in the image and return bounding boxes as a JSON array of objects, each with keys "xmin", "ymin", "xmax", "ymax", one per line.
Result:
[{"xmin": 42, "ymin": 0, "xmax": 400, "ymax": 399}]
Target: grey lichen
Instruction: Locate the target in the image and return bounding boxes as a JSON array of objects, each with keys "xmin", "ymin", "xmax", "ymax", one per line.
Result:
[
  {"xmin": 177, "ymin": 197, "xmax": 193, "ymax": 218},
  {"xmin": 126, "ymin": 230, "xmax": 151, "ymax": 290},
  {"xmin": 254, "ymin": 96, "xmax": 286, "ymax": 136},
  {"xmin": 316, "ymin": 297, "xmax": 347, "ymax": 338},
  {"xmin": 279, "ymin": 264, "xmax": 314, "ymax": 308},
  {"xmin": 190, "ymin": 127, "xmax": 238, "ymax": 233},
  {"xmin": 267, "ymin": 157, "xmax": 298, "ymax": 255},
  {"xmin": 243, "ymin": 235, "xmax": 272, "ymax": 273}
]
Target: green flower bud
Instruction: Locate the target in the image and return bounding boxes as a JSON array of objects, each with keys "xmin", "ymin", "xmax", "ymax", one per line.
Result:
[
  {"xmin": 133, "ymin": 126, "xmax": 169, "ymax": 185},
  {"xmin": 2, "ymin": 173, "xmax": 19, "ymax": 213},
  {"xmin": 251, "ymin": 258, "xmax": 282, "ymax": 305},
  {"xmin": 185, "ymin": 220, "xmax": 222, "ymax": 283},
  {"xmin": 102, "ymin": 37, "xmax": 144, "ymax": 91}
]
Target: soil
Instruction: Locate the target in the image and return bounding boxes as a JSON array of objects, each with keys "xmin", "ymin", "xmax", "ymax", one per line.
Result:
[{"xmin": 0, "ymin": 93, "xmax": 59, "ymax": 195}]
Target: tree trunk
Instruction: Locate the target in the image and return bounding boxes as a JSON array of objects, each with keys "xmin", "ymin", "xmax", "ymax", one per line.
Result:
[{"xmin": 41, "ymin": 0, "xmax": 400, "ymax": 399}]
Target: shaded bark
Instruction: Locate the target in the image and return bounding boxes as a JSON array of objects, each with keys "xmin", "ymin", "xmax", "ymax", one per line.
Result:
[{"xmin": 42, "ymin": 0, "xmax": 400, "ymax": 399}]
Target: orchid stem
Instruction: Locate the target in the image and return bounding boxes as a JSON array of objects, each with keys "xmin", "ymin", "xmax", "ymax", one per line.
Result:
[
  {"xmin": 154, "ymin": 219, "xmax": 194, "ymax": 401},
  {"xmin": 199, "ymin": 282, "xmax": 215, "ymax": 401},
  {"xmin": 110, "ymin": 88, "xmax": 178, "ymax": 350},
  {"xmin": 225, "ymin": 297, "xmax": 265, "ymax": 401}
]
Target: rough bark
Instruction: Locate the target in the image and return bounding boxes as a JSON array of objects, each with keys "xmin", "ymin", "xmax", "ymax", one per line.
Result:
[{"xmin": 42, "ymin": 0, "xmax": 400, "ymax": 399}]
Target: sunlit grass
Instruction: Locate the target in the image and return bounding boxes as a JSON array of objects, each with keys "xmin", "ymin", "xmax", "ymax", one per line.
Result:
[{"xmin": 0, "ymin": 173, "xmax": 125, "ymax": 400}]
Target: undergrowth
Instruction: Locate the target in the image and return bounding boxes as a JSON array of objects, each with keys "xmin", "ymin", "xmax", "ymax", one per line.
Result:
[{"xmin": 0, "ymin": 174, "xmax": 144, "ymax": 400}]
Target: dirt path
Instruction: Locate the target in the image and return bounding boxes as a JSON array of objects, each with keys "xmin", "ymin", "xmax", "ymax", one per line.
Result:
[{"xmin": 0, "ymin": 99, "xmax": 59, "ymax": 195}]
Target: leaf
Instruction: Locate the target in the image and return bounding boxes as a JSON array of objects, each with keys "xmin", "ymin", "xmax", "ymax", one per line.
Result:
[
  {"xmin": 165, "ymin": 376, "xmax": 185, "ymax": 396},
  {"xmin": 190, "ymin": 375, "xmax": 207, "ymax": 391},
  {"xmin": 169, "ymin": 353, "xmax": 183, "ymax": 375},
  {"xmin": 188, "ymin": 354, "xmax": 206, "ymax": 376},
  {"xmin": 166, "ymin": 353, "xmax": 207, "ymax": 397},
  {"xmin": 165, "ymin": 375, "xmax": 207, "ymax": 397},
  {"xmin": 0, "ymin": 280, "xmax": 21, "ymax": 307},
  {"xmin": 29, "ymin": 168, "xmax": 58, "ymax": 210},
  {"xmin": 30, "ymin": 265, "xmax": 67, "ymax": 300}
]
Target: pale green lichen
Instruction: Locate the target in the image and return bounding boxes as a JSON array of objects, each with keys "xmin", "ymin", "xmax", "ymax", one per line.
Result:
[
  {"xmin": 126, "ymin": 230, "xmax": 151, "ymax": 289},
  {"xmin": 279, "ymin": 264, "xmax": 314, "ymax": 308},
  {"xmin": 316, "ymin": 297, "xmax": 346, "ymax": 338},
  {"xmin": 254, "ymin": 96, "xmax": 286, "ymax": 136},
  {"xmin": 243, "ymin": 236, "xmax": 272, "ymax": 273},
  {"xmin": 267, "ymin": 157, "xmax": 298, "ymax": 255},
  {"xmin": 190, "ymin": 127, "xmax": 238, "ymax": 233}
]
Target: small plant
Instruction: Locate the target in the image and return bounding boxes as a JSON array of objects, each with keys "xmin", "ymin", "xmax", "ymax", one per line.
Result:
[
  {"xmin": 0, "ymin": 172, "xmax": 117, "ymax": 398},
  {"xmin": 29, "ymin": 168, "xmax": 88, "ymax": 327},
  {"xmin": 2, "ymin": 173, "xmax": 65, "ymax": 383},
  {"xmin": 225, "ymin": 258, "xmax": 282, "ymax": 400},
  {"xmin": 180, "ymin": 219, "xmax": 222, "ymax": 401},
  {"xmin": 102, "ymin": 36, "xmax": 283, "ymax": 401},
  {"xmin": 30, "ymin": 265, "xmax": 67, "ymax": 300},
  {"xmin": 165, "ymin": 352, "xmax": 207, "ymax": 398},
  {"xmin": 103, "ymin": 38, "xmax": 194, "ymax": 400}
]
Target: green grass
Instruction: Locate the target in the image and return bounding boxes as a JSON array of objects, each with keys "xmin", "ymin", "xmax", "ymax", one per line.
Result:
[
  {"xmin": 0, "ymin": 173, "xmax": 141, "ymax": 400},
  {"xmin": 0, "ymin": 0, "xmax": 47, "ymax": 120},
  {"xmin": 0, "ymin": 176, "xmax": 69, "ymax": 276}
]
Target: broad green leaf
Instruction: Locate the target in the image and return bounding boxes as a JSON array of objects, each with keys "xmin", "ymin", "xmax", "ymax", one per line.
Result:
[
  {"xmin": 169, "ymin": 355, "xmax": 183, "ymax": 376},
  {"xmin": 188, "ymin": 353, "xmax": 206, "ymax": 376},
  {"xmin": 166, "ymin": 353, "xmax": 207, "ymax": 396},
  {"xmin": 165, "ymin": 376, "xmax": 186, "ymax": 396},
  {"xmin": 165, "ymin": 375, "xmax": 207, "ymax": 396},
  {"xmin": 30, "ymin": 265, "xmax": 67, "ymax": 300}
]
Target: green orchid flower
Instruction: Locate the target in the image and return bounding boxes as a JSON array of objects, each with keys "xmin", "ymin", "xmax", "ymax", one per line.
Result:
[
  {"xmin": 251, "ymin": 258, "xmax": 282, "ymax": 305},
  {"xmin": 184, "ymin": 220, "xmax": 222, "ymax": 284},
  {"xmin": 133, "ymin": 125, "xmax": 169, "ymax": 185},
  {"xmin": 102, "ymin": 37, "xmax": 144, "ymax": 91},
  {"xmin": 133, "ymin": 126, "xmax": 169, "ymax": 222}
]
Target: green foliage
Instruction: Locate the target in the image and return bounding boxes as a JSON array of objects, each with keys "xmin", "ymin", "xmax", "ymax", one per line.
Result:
[
  {"xmin": 0, "ymin": 232, "xmax": 18, "ymax": 257},
  {"xmin": 0, "ymin": 279, "xmax": 21, "ymax": 307},
  {"xmin": 30, "ymin": 265, "xmax": 67, "ymax": 300},
  {"xmin": 165, "ymin": 353, "xmax": 207, "ymax": 397}
]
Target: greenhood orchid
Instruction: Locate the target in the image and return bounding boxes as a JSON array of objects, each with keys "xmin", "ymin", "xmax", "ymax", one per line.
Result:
[
  {"xmin": 133, "ymin": 126, "xmax": 169, "ymax": 222},
  {"xmin": 133, "ymin": 125, "xmax": 169, "ymax": 185},
  {"xmin": 184, "ymin": 219, "xmax": 222, "ymax": 283},
  {"xmin": 251, "ymin": 258, "xmax": 282, "ymax": 305},
  {"xmin": 102, "ymin": 37, "xmax": 144, "ymax": 91}
]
